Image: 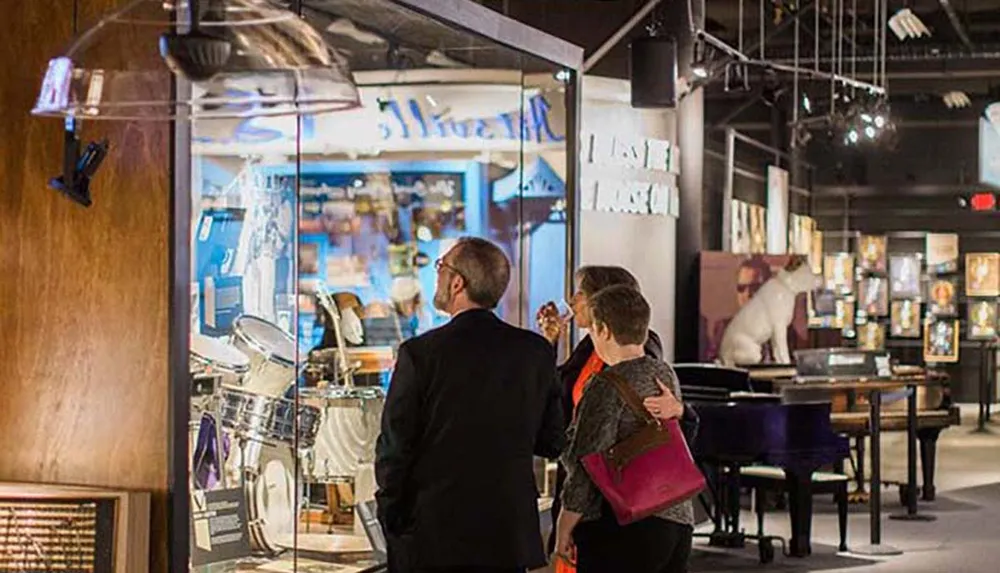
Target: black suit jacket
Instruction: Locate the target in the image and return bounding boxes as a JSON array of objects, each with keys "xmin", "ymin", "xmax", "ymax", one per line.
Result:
[{"xmin": 375, "ymin": 309, "xmax": 564, "ymax": 570}]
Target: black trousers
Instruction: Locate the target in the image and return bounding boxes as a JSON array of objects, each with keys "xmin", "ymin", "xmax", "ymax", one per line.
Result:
[{"xmin": 573, "ymin": 508, "xmax": 693, "ymax": 573}]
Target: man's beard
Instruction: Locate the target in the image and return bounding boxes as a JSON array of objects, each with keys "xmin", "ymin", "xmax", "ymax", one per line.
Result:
[{"xmin": 433, "ymin": 288, "xmax": 451, "ymax": 314}]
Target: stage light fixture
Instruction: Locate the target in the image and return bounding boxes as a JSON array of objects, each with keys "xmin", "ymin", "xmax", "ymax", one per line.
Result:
[{"xmin": 943, "ymin": 91, "xmax": 971, "ymax": 109}]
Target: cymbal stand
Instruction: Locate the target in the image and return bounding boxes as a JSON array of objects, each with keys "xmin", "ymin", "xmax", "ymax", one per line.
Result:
[
  {"xmin": 316, "ymin": 285, "xmax": 357, "ymax": 388},
  {"xmin": 852, "ymin": 389, "xmax": 902, "ymax": 556}
]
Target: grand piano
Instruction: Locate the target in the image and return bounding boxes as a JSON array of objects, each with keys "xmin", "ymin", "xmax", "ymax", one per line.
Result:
[{"xmin": 677, "ymin": 364, "xmax": 850, "ymax": 561}]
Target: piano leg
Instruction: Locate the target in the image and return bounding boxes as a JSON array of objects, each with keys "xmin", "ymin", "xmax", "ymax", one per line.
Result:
[
  {"xmin": 785, "ymin": 470, "xmax": 814, "ymax": 557},
  {"xmin": 918, "ymin": 427, "xmax": 942, "ymax": 501}
]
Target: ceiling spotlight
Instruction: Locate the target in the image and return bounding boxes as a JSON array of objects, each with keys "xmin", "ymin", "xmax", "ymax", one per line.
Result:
[
  {"xmin": 888, "ymin": 8, "xmax": 931, "ymax": 41},
  {"xmin": 802, "ymin": 94, "xmax": 812, "ymax": 113},
  {"xmin": 847, "ymin": 130, "xmax": 859, "ymax": 144},
  {"xmin": 691, "ymin": 38, "xmax": 709, "ymax": 80},
  {"xmin": 943, "ymin": 90, "xmax": 971, "ymax": 109}
]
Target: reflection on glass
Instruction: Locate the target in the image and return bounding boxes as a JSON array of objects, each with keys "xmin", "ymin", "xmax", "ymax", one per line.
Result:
[{"xmin": 186, "ymin": 11, "xmax": 572, "ymax": 573}]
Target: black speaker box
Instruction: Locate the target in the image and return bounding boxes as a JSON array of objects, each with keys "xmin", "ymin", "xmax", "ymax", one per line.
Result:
[{"xmin": 629, "ymin": 36, "xmax": 678, "ymax": 108}]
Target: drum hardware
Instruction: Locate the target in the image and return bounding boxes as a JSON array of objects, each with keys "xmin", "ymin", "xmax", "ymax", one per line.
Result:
[{"xmin": 316, "ymin": 285, "xmax": 357, "ymax": 388}]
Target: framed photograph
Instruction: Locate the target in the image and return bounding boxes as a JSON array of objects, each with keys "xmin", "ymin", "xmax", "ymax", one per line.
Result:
[
  {"xmin": 749, "ymin": 204, "xmax": 767, "ymax": 254},
  {"xmin": 926, "ymin": 233, "xmax": 959, "ymax": 275},
  {"xmin": 924, "ymin": 319, "xmax": 960, "ymax": 363},
  {"xmin": 968, "ymin": 300, "xmax": 998, "ymax": 340},
  {"xmin": 927, "ymin": 278, "xmax": 958, "ymax": 317},
  {"xmin": 838, "ymin": 298, "xmax": 857, "ymax": 338},
  {"xmin": 889, "ymin": 254, "xmax": 922, "ymax": 299},
  {"xmin": 810, "ymin": 230, "xmax": 824, "ymax": 275},
  {"xmin": 966, "ymin": 253, "xmax": 1000, "ymax": 297},
  {"xmin": 731, "ymin": 200, "xmax": 750, "ymax": 254},
  {"xmin": 824, "ymin": 253, "xmax": 855, "ymax": 295},
  {"xmin": 858, "ymin": 235, "xmax": 888, "ymax": 274},
  {"xmin": 890, "ymin": 299, "xmax": 921, "ymax": 338},
  {"xmin": 858, "ymin": 321, "xmax": 886, "ymax": 351},
  {"xmin": 858, "ymin": 276, "xmax": 888, "ymax": 317}
]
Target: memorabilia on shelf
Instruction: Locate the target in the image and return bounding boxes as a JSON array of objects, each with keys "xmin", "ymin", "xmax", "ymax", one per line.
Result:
[
  {"xmin": 838, "ymin": 298, "xmax": 856, "ymax": 337},
  {"xmin": 966, "ymin": 253, "xmax": 1000, "ymax": 297},
  {"xmin": 890, "ymin": 299, "xmax": 921, "ymax": 338},
  {"xmin": 808, "ymin": 289, "xmax": 837, "ymax": 328},
  {"xmin": 858, "ymin": 276, "xmax": 888, "ymax": 317},
  {"xmin": 749, "ymin": 204, "xmax": 767, "ymax": 254},
  {"xmin": 731, "ymin": 200, "xmax": 750, "ymax": 254},
  {"xmin": 824, "ymin": 253, "xmax": 855, "ymax": 294},
  {"xmin": 889, "ymin": 254, "xmax": 922, "ymax": 299},
  {"xmin": 326, "ymin": 255, "xmax": 369, "ymax": 288},
  {"xmin": 858, "ymin": 235, "xmax": 888, "ymax": 274},
  {"xmin": 810, "ymin": 230, "xmax": 824, "ymax": 275},
  {"xmin": 923, "ymin": 319, "xmax": 960, "ymax": 363},
  {"xmin": 788, "ymin": 214, "xmax": 815, "ymax": 256},
  {"xmin": 299, "ymin": 243, "xmax": 320, "ymax": 275},
  {"xmin": 858, "ymin": 321, "xmax": 886, "ymax": 351},
  {"xmin": 968, "ymin": 300, "xmax": 998, "ymax": 340},
  {"xmin": 927, "ymin": 277, "xmax": 958, "ymax": 316},
  {"xmin": 926, "ymin": 233, "xmax": 960, "ymax": 274}
]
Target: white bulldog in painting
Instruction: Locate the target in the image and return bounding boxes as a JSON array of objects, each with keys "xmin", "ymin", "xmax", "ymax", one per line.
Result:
[{"xmin": 718, "ymin": 257, "xmax": 817, "ymax": 366}]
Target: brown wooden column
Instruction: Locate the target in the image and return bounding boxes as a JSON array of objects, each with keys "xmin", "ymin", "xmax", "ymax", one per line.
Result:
[{"xmin": 0, "ymin": 2, "xmax": 170, "ymax": 572}]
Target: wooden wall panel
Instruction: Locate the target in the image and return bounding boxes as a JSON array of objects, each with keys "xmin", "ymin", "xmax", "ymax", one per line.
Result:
[{"xmin": 0, "ymin": 2, "xmax": 170, "ymax": 572}]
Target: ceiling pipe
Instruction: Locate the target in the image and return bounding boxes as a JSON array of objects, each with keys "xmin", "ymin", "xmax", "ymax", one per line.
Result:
[
  {"xmin": 938, "ymin": 0, "xmax": 975, "ymax": 50},
  {"xmin": 583, "ymin": 0, "xmax": 665, "ymax": 73}
]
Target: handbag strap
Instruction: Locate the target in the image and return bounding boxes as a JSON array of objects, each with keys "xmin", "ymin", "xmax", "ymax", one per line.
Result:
[{"xmin": 603, "ymin": 370, "xmax": 658, "ymax": 427}]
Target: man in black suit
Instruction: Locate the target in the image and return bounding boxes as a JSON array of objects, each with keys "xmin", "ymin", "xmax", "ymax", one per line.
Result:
[{"xmin": 375, "ymin": 237, "xmax": 565, "ymax": 573}]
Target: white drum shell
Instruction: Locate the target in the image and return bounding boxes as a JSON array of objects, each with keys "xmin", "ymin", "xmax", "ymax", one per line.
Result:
[
  {"xmin": 304, "ymin": 395, "xmax": 384, "ymax": 483},
  {"xmin": 226, "ymin": 440, "xmax": 299, "ymax": 555},
  {"xmin": 231, "ymin": 316, "xmax": 296, "ymax": 398}
]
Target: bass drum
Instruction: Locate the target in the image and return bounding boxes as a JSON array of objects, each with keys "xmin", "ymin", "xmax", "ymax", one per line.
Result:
[
  {"xmin": 226, "ymin": 440, "xmax": 299, "ymax": 555},
  {"xmin": 301, "ymin": 387, "xmax": 384, "ymax": 483}
]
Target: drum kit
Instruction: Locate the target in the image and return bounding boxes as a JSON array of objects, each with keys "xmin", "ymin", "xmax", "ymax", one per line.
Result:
[{"xmin": 188, "ymin": 288, "xmax": 387, "ymax": 557}]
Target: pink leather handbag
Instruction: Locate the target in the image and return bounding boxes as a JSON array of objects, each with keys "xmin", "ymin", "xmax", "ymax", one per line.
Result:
[{"xmin": 580, "ymin": 371, "xmax": 706, "ymax": 525}]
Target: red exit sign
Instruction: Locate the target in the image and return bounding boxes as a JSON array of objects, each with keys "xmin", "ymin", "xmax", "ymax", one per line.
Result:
[{"xmin": 970, "ymin": 192, "xmax": 997, "ymax": 211}]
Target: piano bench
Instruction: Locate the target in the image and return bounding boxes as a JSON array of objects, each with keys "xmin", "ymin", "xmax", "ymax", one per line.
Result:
[{"xmin": 739, "ymin": 466, "xmax": 849, "ymax": 553}]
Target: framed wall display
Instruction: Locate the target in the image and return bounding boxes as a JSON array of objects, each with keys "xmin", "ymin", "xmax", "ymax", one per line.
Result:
[
  {"xmin": 924, "ymin": 319, "xmax": 960, "ymax": 363},
  {"xmin": 968, "ymin": 300, "xmax": 998, "ymax": 340},
  {"xmin": 858, "ymin": 235, "xmax": 888, "ymax": 274},
  {"xmin": 824, "ymin": 253, "xmax": 855, "ymax": 294},
  {"xmin": 858, "ymin": 321, "xmax": 886, "ymax": 350},
  {"xmin": 810, "ymin": 230, "xmax": 824, "ymax": 275},
  {"xmin": 731, "ymin": 200, "xmax": 750, "ymax": 254},
  {"xmin": 926, "ymin": 233, "xmax": 959, "ymax": 274},
  {"xmin": 838, "ymin": 298, "xmax": 857, "ymax": 337},
  {"xmin": 965, "ymin": 253, "xmax": 1000, "ymax": 297},
  {"xmin": 927, "ymin": 277, "xmax": 958, "ymax": 316},
  {"xmin": 890, "ymin": 299, "xmax": 921, "ymax": 338},
  {"xmin": 788, "ymin": 214, "xmax": 815, "ymax": 256},
  {"xmin": 749, "ymin": 204, "xmax": 767, "ymax": 254},
  {"xmin": 889, "ymin": 254, "xmax": 922, "ymax": 299},
  {"xmin": 858, "ymin": 276, "xmax": 888, "ymax": 317}
]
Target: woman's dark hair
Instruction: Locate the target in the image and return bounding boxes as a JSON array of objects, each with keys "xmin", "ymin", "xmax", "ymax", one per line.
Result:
[
  {"xmin": 589, "ymin": 285, "xmax": 650, "ymax": 346},
  {"xmin": 575, "ymin": 266, "xmax": 640, "ymax": 297}
]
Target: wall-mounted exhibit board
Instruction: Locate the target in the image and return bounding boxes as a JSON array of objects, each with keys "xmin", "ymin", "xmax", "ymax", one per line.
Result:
[{"xmin": 0, "ymin": 1, "xmax": 169, "ymax": 572}]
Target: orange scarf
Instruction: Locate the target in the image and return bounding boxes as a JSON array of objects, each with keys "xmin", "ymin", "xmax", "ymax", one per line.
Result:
[{"xmin": 559, "ymin": 352, "xmax": 604, "ymax": 573}]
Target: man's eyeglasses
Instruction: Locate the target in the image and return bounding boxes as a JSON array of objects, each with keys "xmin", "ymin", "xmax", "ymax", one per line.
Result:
[{"xmin": 435, "ymin": 258, "xmax": 465, "ymax": 281}]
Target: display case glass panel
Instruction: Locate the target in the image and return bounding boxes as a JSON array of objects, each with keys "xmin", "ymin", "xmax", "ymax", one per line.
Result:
[{"xmin": 183, "ymin": 4, "xmax": 576, "ymax": 572}]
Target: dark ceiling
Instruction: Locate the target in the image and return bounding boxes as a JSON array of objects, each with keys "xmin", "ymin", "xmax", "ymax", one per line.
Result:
[{"xmin": 476, "ymin": 0, "xmax": 1000, "ymax": 102}]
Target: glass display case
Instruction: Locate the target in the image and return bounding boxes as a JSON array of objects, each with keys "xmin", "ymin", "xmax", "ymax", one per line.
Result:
[{"xmin": 182, "ymin": 2, "xmax": 579, "ymax": 572}]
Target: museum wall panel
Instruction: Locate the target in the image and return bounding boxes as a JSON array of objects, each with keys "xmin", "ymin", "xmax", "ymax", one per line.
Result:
[{"xmin": 0, "ymin": 1, "xmax": 170, "ymax": 571}]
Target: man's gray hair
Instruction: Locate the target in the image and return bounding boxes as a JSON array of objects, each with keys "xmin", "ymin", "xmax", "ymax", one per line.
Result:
[{"xmin": 451, "ymin": 237, "xmax": 511, "ymax": 309}]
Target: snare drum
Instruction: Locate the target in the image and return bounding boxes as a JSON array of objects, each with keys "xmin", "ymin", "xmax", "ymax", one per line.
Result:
[
  {"xmin": 300, "ymin": 386, "xmax": 385, "ymax": 483},
  {"xmin": 219, "ymin": 386, "xmax": 321, "ymax": 449},
  {"xmin": 190, "ymin": 334, "xmax": 250, "ymax": 387},
  {"xmin": 232, "ymin": 315, "xmax": 296, "ymax": 397}
]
